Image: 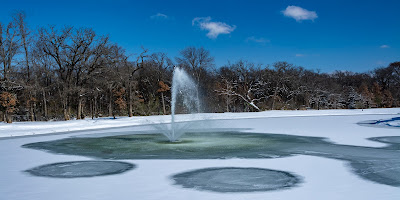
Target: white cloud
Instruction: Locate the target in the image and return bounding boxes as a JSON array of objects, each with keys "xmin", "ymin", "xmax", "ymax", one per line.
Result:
[
  {"xmin": 380, "ymin": 45, "xmax": 390, "ymax": 48},
  {"xmin": 245, "ymin": 36, "xmax": 270, "ymax": 44},
  {"xmin": 150, "ymin": 13, "xmax": 168, "ymax": 20},
  {"xmin": 192, "ymin": 17, "xmax": 236, "ymax": 39},
  {"xmin": 282, "ymin": 6, "xmax": 318, "ymax": 22},
  {"xmin": 295, "ymin": 54, "xmax": 306, "ymax": 57}
]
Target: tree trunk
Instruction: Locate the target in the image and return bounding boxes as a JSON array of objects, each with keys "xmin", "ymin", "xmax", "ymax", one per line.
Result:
[
  {"xmin": 5, "ymin": 110, "xmax": 12, "ymax": 123},
  {"xmin": 225, "ymin": 81, "xmax": 230, "ymax": 112},
  {"xmin": 64, "ymin": 107, "xmax": 69, "ymax": 120},
  {"xmin": 161, "ymin": 92, "xmax": 166, "ymax": 115},
  {"xmin": 128, "ymin": 101, "xmax": 133, "ymax": 117},
  {"xmin": 30, "ymin": 102, "xmax": 35, "ymax": 121},
  {"xmin": 271, "ymin": 86, "xmax": 278, "ymax": 110},
  {"xmin": 82, "ymin": 101, "xmax": 85, "ymax": 118},
  {"xmin": 108, "ymin": 89, "xmax": 113, "ymax": 117},
  {"xmin": 42, "ymin": 89, "xmax": 48, "ymax": 119},
  {"xmin": 33, "ymin": 102, "xmax": 37, "ymax": 121},
  {"xmin": 94, "ymin": 97, "xmax": 98, "ymax": 118},
  {"xmin": 3, "ymin": 63, "xmax": 7, "ymax": 81},
  {"xmin": 108, "ymin": 100, "xmax": 112, "ymax": 116},
  {"xmin": 226, "ymin": 95, "xmax": 229, "ymax": 112},
  {"xmin": 77, "ymin": 97, "xmax": 82, "ymax": 119},
  {"xmin": 63, "ymin": 96, "xmax": 70, "ymax": 120},
  {"xmin": 128, "ymin": 83, "xmax": 133, "ymax": 117},
  {"xmin": 90, "ymin": 98, "xmax": 94, "ymax": 119},
  {"xmin": 22, "ymin": 37, "xmax": 30, "ymax": 80}
]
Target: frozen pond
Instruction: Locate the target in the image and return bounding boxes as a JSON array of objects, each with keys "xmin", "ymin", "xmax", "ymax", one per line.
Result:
[
  {"xmin": 23, "ymin": 131, "xmax": 400, "ymax": 187},
  {"xmin": 1, "ymin": 111, "xmax": 400, "ymax": 200}
]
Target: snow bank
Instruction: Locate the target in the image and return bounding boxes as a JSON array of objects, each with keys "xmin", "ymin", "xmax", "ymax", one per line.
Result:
[{"xmin": 1, "ymin": 108, "xmax": 399, "ymax": 138}]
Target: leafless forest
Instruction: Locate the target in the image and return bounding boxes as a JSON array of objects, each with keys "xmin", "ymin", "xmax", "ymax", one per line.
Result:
[{"xmin": 1, "ymin": 12, "xmax": 399, "ymax": 123}]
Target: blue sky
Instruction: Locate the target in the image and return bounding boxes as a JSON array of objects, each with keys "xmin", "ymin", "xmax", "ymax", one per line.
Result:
[{"xmin": 1, "ymin": 0, "xmax": 399, "ymax": 72}]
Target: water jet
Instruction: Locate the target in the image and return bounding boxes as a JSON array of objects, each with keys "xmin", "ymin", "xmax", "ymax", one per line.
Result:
[{"xmin": 167, "ymin": 67, "xmax": 201, "ymax": 142}]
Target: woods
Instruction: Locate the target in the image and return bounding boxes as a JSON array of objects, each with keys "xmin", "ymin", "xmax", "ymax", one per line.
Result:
[{"xmin": 1, "ymin": 12, "xmax": 399, "ymax": 123}]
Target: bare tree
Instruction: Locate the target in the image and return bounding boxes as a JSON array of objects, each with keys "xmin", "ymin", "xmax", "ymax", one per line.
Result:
[
  {"xmin": 13, "ymin": 11, "xmax": 31, "ymax": 80},
  {"xmin": 271, "ymin": 62, "xmax": 294, "ymax": 110},
  {"xmin": 216, "ymin": 61, "xmax": 267, "ymax": 111},
  {"xmin": 0, "ymin": 18, "xmax": 20, "ymax": 82},
  {"xmin": 176, "ymin": 46, "xmax": 214, "ymax": 84},
  {"xmin": 38, "ymin": 26, "xmax": 109, "ymax": 120}
]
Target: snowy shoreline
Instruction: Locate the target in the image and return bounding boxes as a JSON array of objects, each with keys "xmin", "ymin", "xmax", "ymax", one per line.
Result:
[
  {"xmin": 1, "ymin": 108, "xmax": 399, "ymax": 138},
  {"xmin": 1, "ymin": 108, "xmax": 400, "ymax": 200}
]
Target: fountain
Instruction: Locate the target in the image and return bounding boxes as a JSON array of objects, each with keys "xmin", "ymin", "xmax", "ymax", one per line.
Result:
[{"xmin": 167, "ymin": 67, "xmax": 201, "ymax": 142}]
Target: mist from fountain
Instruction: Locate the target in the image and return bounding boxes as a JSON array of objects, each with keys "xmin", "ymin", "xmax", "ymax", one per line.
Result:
[{"xmin": 166, "ymin": 67, "xmax": 201, "ymax": 142}]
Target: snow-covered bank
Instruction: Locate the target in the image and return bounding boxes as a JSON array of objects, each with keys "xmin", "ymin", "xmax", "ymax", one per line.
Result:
[
  {"xmin": 1, "ymin": 109, "xmax": 400, "ymax": 200},
  {"xmin": 1, "ymin": 108, "xmax": 399, "ymax": 138}
]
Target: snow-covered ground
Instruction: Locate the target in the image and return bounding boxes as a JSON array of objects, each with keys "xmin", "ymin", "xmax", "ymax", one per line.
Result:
[
  {"xmin": 389, "ymin": 120, "xmax": 400, "ymax": 127},
  {"xmin": 1, "ymin": 108, "xmax": 399, "ymax": 200},
  {"xmin": 1, "ymin": 108, "xmax": 399, "ymax": 138}
]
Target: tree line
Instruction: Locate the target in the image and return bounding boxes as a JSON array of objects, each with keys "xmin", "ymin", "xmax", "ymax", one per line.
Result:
[{"xmin": 1, "ymin": 12, "xmax": 399, "ymax": 123}]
